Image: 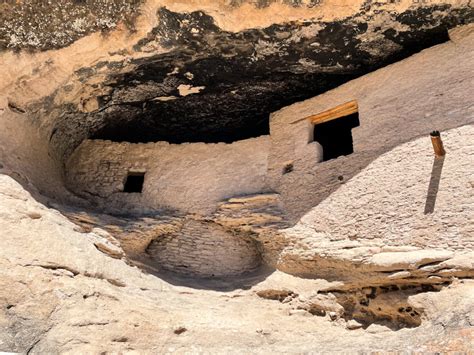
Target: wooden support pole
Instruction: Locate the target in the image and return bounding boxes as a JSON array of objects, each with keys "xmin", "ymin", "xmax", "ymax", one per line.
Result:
[{"xmin": 430, "ymin": 131, "xmax": 446, "ymax": 157}]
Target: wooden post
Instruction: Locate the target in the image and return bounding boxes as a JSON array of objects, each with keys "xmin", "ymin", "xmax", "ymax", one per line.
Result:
[{"xmin": 430, "ymin": 131, "xmax": 446, "ymax": 157}]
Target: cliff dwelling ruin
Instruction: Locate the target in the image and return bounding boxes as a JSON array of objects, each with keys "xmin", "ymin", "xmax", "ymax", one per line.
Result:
[{"xmin": 0, "ymin": 1, "xmax": 473, "ymax": 353}]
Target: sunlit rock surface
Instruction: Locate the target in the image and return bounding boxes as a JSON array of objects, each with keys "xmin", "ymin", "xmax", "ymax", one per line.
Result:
[{"xmin": 0, "ymin": 1, "xmax": 473, "ymax": 353}]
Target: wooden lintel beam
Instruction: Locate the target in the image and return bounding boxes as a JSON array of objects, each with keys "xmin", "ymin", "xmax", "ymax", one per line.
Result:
[{"xmin": 291, "ymin": 100, "xmax": 358, "ymax": 125}]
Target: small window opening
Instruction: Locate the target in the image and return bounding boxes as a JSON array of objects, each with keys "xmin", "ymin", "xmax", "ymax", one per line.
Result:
[
  {"xmin": 123, "ymin": 172, "xmax": 145, "ymax": 193},
  {"xmin": 313, "ymin": 112, "xmax": 360, "ymax": 161}
]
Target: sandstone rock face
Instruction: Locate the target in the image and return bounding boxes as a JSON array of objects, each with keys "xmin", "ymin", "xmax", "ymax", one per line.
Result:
[
  {"xmin": 1, "ymin": 173, "xmax": 473, "ymax": 353},
  {"xmin": 0, "ymin": 1, "xmax": 473, "ymax": 353},
  {"xmin": 1, "ymin": 126, "xmax": 472, "ymax": 351}
]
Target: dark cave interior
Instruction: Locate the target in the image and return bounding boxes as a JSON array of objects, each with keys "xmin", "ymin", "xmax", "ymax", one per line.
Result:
[
  {"xmin": 89, "ymin": 26, "xmax": 451, "ymax": 144},
  {"xmin": 43, "ymin": 5, "xmax": 471, "ymax": 160}
]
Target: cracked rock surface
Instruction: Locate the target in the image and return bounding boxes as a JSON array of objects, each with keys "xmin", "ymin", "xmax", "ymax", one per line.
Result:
[
  {"xmin": 1, "ymin": 174, "xmax": 473, "ymax": 353},
  {"xmin": 0, "ymin": 0, "xmax": 473, "ymax": 353}
]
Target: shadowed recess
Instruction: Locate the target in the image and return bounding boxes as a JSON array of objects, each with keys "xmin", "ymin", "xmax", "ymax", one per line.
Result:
[{"xmin": 83, "ymin": 7, "xmax": 456, "ymax": 145}]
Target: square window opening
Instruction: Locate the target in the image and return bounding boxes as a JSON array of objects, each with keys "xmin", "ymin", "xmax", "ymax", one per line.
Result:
[
  {"xmin": 313, "ymin": 111, "xmax": 360, "ymax": 161},
  {"xmin": 123, "ymin": 172, "xmax": 145, "ymax": 193}
]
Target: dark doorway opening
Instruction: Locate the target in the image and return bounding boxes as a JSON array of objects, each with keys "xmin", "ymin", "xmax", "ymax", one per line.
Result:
[
  {"xmin": 123, "ymin": 172, "xmax": 145, "ymax": 193},
  {"xmin": 313, "ymin": 112, "xmax": 360, "ymax": 161}
]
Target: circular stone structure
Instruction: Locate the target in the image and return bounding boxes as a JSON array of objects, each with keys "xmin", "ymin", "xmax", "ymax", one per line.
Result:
[{"xmin": 146, "ymin": 220, "xmax": 261, "ymax": 277}]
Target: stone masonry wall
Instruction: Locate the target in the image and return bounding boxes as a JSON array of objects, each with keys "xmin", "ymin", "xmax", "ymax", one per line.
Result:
[
  {"xmin": 267, "ymin": 26, "xmax": 474, "ymax": 222},
  {"xmin": 65, "ymin": 26, "xmax": 474, "ymax": 225},
  {"xmin": 65, "ymin": 136, "xmax": 269, "ymax": 214},
  {"xmin": 146, "ymin": 219, "xmax": 261, "ymax": 277},
  {"xmin": 293, "ymin": 124, "xmax": 474, "ymax": 252}
]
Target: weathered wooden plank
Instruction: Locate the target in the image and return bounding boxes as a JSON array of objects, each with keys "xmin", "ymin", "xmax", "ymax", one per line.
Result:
[{"xmin": 291, "ymin": 100, "xmax": 358, "ymax": 125}]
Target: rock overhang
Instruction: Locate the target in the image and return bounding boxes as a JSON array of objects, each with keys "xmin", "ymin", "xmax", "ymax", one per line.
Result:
[
  {"xmin": 1, "ymin": 1, "xmax": 473, "ymax": 161},
  {"xmin": 1, "ymin": 4, "xmax": 474, "ymax": 350}
]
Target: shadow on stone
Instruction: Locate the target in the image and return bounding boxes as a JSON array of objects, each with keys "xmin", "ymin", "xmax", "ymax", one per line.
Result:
[
  {"xmin": 424, "ymin": 156, "xmax": 445, "ymax": 214},
  {"xmin": 135, "ymin": 261, "xmax": 276, "ymax": 291}
]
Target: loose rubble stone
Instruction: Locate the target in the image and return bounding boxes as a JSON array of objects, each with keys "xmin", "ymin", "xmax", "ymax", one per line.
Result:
[{"xmin": 346, "ymin": 320, "xmax": 363, "ymax": 330}]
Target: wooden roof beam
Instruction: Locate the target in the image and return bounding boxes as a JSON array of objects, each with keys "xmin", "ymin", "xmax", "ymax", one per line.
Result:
[{"xmin": 291, "ymin": 100, "xmax": 358, "ymax": 125}]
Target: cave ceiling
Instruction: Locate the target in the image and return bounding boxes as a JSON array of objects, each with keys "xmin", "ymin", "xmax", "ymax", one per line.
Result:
[{"xmin": 2, "ymin": 1, "xmax": 473, "ymax": 158}]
